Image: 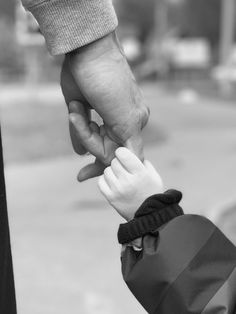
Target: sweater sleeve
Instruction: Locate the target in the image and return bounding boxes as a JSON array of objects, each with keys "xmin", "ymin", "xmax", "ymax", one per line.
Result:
[{"xmin": 21, "ymin": 0, "xmax": 118, "ymax": 55}]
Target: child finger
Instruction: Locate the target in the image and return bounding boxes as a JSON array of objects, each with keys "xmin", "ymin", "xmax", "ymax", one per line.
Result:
[
  {"xmin": 98, "ymin": 175, "xmax": 113, "ymax": 199},
  {"xmin": 143, "ymin": 160, "xmax": 158, "ymax": 172},
  {"xmin": 104, "ymin": 167, "xmax": 118, "ymax": 190},
  {"xmin": 111, "ymin": 158, "xmax": 128, "ymax": 179},
  {"xmin": 144, "ymin": 160, "xmax": 162, "ymax": 177},
  {"xmin": 115, "ymin": 147, "xmax": 144, "ymax": 174},
  {"xmin": 144, "ymin": 160, "xmax": 164, "ymax": 187}
]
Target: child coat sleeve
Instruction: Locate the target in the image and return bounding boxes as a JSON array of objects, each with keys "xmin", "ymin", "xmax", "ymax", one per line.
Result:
[
  {"xmin": 121, "ymin": 215, "xmax": 236, "ymax": 314},
  {"xmin": 21, "ymin": 0, "xmax": 118, "ymax": 55}
]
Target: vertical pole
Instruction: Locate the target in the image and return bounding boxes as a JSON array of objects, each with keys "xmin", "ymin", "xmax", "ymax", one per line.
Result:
[
  {"xmin": 155, "ymin": 0, "xmax": 168, "ymax": 41},
  {"xmin": 153, "ymin": 0, "xmax": 168, "ymax": 76},
  {"xmin": 219, "ymin": 0, "xmax": 235, "ymax": 64}
]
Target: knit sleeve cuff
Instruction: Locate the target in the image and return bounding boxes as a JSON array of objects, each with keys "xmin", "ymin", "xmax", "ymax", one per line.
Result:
[
  {"xmin": 26, "ymin": 0, "xmax": 118, "ymax": 55},
  {"xmin": 118, "ymin": 190, "xmax": 184, "ymax": 245}
]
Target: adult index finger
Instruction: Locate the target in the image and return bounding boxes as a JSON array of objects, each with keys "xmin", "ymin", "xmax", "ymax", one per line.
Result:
[{"xmin": 69, "ymin": 111, "xmax": 105, "ymax": 160}]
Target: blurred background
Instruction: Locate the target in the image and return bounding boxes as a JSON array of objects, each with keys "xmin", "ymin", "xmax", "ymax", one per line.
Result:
[{"xmin": 0, "ymin": 0, "xmax": 236, "ymax": 313}]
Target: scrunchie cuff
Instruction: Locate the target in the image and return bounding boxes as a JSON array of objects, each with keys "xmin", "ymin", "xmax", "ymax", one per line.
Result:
[{"xmin": 117, "ymin": 189, "xmax": 184, "ymax": 245}]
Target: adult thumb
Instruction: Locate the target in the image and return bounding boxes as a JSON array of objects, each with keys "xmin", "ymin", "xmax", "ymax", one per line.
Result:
[{"xmin": 77, "ymin": 160, "xmax": 106, "ymax": 182}]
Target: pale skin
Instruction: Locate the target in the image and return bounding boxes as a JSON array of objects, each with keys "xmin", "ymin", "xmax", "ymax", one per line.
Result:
[{"xmin": 98, "ymin": 147, "xmax": 164, "ymax": 222}]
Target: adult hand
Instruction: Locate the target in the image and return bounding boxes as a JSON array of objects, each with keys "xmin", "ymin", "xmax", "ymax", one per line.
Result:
[{"xmin": 61, "ymin": 32, "xmax": 149, "ymax": 181}]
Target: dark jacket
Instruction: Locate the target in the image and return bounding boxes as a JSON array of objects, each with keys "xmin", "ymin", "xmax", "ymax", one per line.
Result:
[
  {"xmin": 120, "ymin": 194, "xmax": 236, "ymax": 314},
  {"xmin": 0, "ymin": 130, "xmax": 16, "ymax": 314}
]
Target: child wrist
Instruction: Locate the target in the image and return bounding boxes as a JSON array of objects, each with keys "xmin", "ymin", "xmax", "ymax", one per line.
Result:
[{"xmin": 117, "ymin": 189, "xmax": 184, "ymax": 245}]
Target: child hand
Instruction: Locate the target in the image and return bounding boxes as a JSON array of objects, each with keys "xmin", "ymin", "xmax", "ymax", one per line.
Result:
[{"xmin": 98, "ymin": 147, "xmax": 164, "ymax": 221}]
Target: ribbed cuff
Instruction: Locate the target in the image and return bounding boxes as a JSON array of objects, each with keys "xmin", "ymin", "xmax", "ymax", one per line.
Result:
[
  {"xmin": 27, "ymin": 0, "xmax": 118, "ymax": 55},
  {"xmin": 118, "ymin": 190, "xmax": 184, "ymax": 245}
]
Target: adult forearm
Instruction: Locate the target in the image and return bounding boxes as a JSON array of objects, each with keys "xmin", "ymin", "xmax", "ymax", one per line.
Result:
[{"xmin": 21, "ymin": 0, "xmax": 118, "ymax": 55}]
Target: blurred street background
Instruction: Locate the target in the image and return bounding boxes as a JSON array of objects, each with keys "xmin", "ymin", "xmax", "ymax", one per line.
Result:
[{"xmin": 0, "ymin": 0, "xmax": 236, "ymax": 313}]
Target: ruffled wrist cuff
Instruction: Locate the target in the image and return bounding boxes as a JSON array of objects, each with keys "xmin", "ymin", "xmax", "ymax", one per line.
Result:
[{"xmin": 117, "ymin": 190, "xmax": 184, "ymax": 245}]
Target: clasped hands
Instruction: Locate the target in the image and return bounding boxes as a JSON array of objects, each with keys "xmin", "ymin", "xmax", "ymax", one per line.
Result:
[{"xmin": 61, "ymin": 32, "xmax": 149, "ymax": 182}]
